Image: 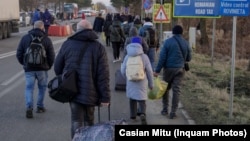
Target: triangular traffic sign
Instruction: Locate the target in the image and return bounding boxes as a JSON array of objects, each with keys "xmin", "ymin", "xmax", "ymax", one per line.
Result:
[{"xmin": 154, "ymin": 5, "xmax": 168, "ymax": 21}]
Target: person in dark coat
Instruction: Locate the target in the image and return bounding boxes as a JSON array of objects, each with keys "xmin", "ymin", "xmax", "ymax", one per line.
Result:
[
  {"xmin": 133, "ymin": 15, "xmax": 142, "ymax": 30},
  {"xmin": 32, "ymin": 9, "xmax": 41, "ymax": 27},
  {"xmin": 154, "ymin": 25, "xmax": 192, "ymax": 119},
  {"xmin": 53, "ymin": 19, "xmax": 111, "ymax": 139},
  {"xmin": 42, "ymin": 8, "xmax": 52, "ymax": 35},
  {"xmin": 93, "ymin": 13, "xmax": 105, "ymax": 37},
  {"xmin": 123, "ymin": 26, "xmax": 149, "ymax": 60},
  {"xmin": 16, "ymin": 21, "xmax": 55, "ymax": 119},
  {"xmin": 103, "ymin": 14, "xmax": 113, "ymax": 46},
  {"xmin": 109, "ymin": 18, "xmax": 125, "ymax": 62}
]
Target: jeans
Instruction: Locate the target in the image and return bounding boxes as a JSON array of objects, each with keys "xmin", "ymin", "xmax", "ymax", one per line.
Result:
[
  {"xmin": 147, "ymin": 48, "xmax": 156, "ymax": 70},
  {"xmin": 24, "ymin": 71, "xmax": 48, "ymax": 109},
  {"xmin": 70, "ymin": 102, "xmax": 95, "ymax": 139}
]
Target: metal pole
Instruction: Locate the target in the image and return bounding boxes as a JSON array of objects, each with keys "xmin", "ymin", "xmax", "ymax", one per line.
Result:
[
  {"xmin": 229, "ymin": 16, "xmax": 237, "ymax": 119},
  {"xmin": 160, "ymin": 0, "xmax": 163, "ymax": 45},
  {"xmin": 141, "ymin": 0, "xmax": 144, "ymax": 20},
  {"xmin": 211, "ymin": 19, "xmax": 216, "ymax": 67}
]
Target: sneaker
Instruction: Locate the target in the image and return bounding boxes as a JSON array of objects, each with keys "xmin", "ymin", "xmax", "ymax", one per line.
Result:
[
  {"xmin": 117, "ymin": 57, "xmax": 121, "ymax": 62},
  {"xmin": 113, "ymin": 60, "xmax": 117, "ymax": 63},
  {"xmin": 129, "ymin": 117, "xmax": 138, "ymax": 123},
  {"xmin": 140, "ymin": 114, "xmax": 147, "ymax": 125},
  {"xmin": 26, "ymin": 108, "xmax": 33, "ymax": 118},
  {"xmin": 169, "ymin": 113, "xmax": 177, "ymax": 119},
  {"xmin": 161, "ymin": 110, "xmax": 168, "ymax": 116},
  {"xmin": 36, "ymin": 107, "xmax": 46, "ymax": 113}
]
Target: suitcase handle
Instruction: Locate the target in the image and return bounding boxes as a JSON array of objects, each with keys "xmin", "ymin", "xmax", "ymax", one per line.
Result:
[{"xmin": 98, "ymin": 104, "xmax": 110, "ymax": 123}]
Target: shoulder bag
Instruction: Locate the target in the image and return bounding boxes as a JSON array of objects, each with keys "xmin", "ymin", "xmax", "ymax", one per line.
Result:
[
  {"xmin": 174, "ymin": 36, "xmax": 189, "ymax": 71},
  {"xmin": 47, "ymin": 42, "xmax": 89, "ymax": 103}
]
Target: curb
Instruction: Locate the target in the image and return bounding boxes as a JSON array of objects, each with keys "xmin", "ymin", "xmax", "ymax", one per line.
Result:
[{"xmin": 179, "ymin": 102, "xmax": 196, "ymax": 125}]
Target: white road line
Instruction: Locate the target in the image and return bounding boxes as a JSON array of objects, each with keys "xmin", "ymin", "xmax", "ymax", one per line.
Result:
[
  {"xmin": 0, "ymin": 38, "xmax": 66, "ymax": 59},
  {"xmin": 0, "ymin": 77, "xmax": 25, "ymax": 98},
  {"xmin": 0, "ymin": 51, "xmax": 16, "ymax": 59},
  {"xmin": 0, "ymin": 38, "xmax": 66, "ymax": 86},
  {"xmin": 0, "ymin": 71, "xmax": 24, "ymax": 86}
]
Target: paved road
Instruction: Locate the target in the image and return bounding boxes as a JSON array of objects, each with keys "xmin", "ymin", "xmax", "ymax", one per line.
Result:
[{"xmin": 0, "ymin": 17, "xmax": 193, "ymax": 141}]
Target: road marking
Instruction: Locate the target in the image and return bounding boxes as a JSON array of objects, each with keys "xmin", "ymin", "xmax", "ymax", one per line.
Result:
[
  {"xmin": 0, "ymin": 38, "xmax": 66, "ymax": 86},
  {"xmin": 0, "ymin": 38, "xmax": 66, "ymax": 60},
  {"xmin": 0, "ymin": 71, "xmax": 24, "ymax": 86},
  {"xmin": 0, "ymin": 77, "xmax": 25, "ymax": 98}
]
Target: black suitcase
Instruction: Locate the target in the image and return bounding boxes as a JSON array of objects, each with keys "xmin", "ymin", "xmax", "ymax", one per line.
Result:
[{"xmin": 114, "ymin": 69, "xmax": 126, "ymax": 91}]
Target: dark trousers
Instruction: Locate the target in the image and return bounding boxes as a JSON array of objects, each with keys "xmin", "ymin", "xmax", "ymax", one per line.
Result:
[
  {"xmin": 162, "ymin": 69, "xmax": 185, "ymax": 114},
  {"xmin": 106, "ymin": 36, "xmax": 110, "ymax": 46},
  {"xmin": 130, "ymin": 98, "xmax": 146, "ymax": 118},
  {"xmin": 111, "ymin": 42, "xmax": 121, "ymax": 60},
  {"xmin": 44, "ymin": 25, "xmax": 50, "ymax": 36},
  {"xmin": 70, "ymin": 102, "xmax": 95, "ymax": 139}
]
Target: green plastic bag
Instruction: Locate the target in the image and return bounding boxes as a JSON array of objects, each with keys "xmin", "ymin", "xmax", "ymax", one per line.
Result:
[{"xmin": 148, "ymin": 77, "xmax": 168, "ymax": 100}]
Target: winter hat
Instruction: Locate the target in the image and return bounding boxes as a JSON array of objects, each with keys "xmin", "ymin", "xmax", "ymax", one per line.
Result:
[
  {"xmin": 131, "ymin": 37, "xmax": 141, "ymax": 44},
  {"xmin": 172, "ymin": 25, "xmax": 183, "ymax": 34},
  {"xmin": 144, "ymin": 17, "xmax": 151, "ymax": 22}
]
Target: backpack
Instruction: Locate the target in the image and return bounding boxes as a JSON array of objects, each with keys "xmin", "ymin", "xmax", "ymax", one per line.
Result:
[
  {"xmin": 24, "ymin": 35, "xmax": 46, "ymax": 68},
  {"xmin": 111, "ymin": 26, "xmax": 120, "ymax": 37},
  {"xmin": 123, "ymin": 23, "xmax": 130, "ymax": 35},
  {"xmin": 145, "ymin": 27, "xmax": 156, "ymax": 46},
  {"xmin": 126, "ymin": 55, "xmax": 145, "ymax": 81}
]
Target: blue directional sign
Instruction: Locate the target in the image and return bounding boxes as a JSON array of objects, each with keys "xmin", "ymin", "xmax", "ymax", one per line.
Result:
[
  {"xmin": 174, "ymin": 0, "xmax": 221, "ymax": 17},
  {"xmin": 220, "ymin": 0, "xmax": 250, "ymax": 16}
]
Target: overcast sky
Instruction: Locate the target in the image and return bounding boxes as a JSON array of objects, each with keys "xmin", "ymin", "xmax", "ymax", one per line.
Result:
[{"xmin": 92, "ymin": 0, "xmax": 111, "ymax": 6}]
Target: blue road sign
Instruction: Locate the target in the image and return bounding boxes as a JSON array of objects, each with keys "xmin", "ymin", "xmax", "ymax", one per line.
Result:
[
  {"xmin": 174, "ymin": 0, "xmax": 220, "ymax": 17},
  {"xmin": 220, "ymin": 0, "xmax": 250, "ymax": 16}
]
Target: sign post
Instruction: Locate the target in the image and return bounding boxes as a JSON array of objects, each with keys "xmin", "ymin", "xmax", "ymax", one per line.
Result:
[
  {"xmin": 173, "ymin": 0, "xmax": 250, "ymax": 119},
  {"xmin": 219, "ymin": 0, "xmax": 250, "ymax": 119}
]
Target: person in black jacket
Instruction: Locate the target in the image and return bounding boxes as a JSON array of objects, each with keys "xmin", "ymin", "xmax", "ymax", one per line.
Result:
[
  {"xmin": 54, "ymin": 19, "xmax": 111, "ymax": 139},
  {"xmin": 93, "ymin": 13, "xmax": 105, "ymax": 38},
  {"xmin": 16, "ymin": 21, "xmax": 55, "ymax": 119},
  {"xmin": 42, "ymin": 8, "xmax": 52, "ymax": 35},
  {"xmin": 103, "ymin": 14, "xmax": 113, "ymax": 47}
]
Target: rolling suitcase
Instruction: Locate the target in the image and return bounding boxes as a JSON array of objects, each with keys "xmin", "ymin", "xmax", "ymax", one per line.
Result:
[
  {"xmin": 114, "ymin": 69, "xmax": 126, "ymax": 91},
  {"xmin": 72, "ymin": 105, "xmax": 127, "ymax": 141}
]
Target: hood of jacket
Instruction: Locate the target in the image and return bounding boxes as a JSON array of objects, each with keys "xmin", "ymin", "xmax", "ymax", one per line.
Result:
[
  {"xmin": 143, "ymin": 22, "xmax": 153, "ymax": 27},
  {"xmin": 68, "ymin": 29, "xmax": 98, "ymax": 41},
  {"xmin": 128, "ymin": 27, "xmax": 138, "ymax": 37},
  {"xmin": 126, "ymin": 43, "xmax": 143, "ymax": 57}
]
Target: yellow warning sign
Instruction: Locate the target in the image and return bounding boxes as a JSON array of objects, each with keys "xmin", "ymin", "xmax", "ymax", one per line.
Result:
[{"xmin": 153, "ymin": 3, "xmax": 171, "ymax": 23}]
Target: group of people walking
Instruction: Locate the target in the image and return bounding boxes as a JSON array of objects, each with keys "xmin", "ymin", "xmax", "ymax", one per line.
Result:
[
  {"xmin": 92, "ymin": 13, "xmax": 192, "ymax": 125},
  {"xmin": 16, "ymin": 12, "xmax": 192, "ymax": 139},
  {"xmin": 31, "ymin": 8, "xmax": 54, "ymax": 35}
]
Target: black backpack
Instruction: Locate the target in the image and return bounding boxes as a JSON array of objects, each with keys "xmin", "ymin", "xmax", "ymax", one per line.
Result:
[
  {"xmin": 145, "ymin": 27, "xmax": 156, "ymax": 47},
  {"xmin": 123, "ymin": 23, "xmax": 130, "ymax": 35},
  {"xmin": 24, "ymin": 35, "xmax": 46, "ymax": 68}
]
